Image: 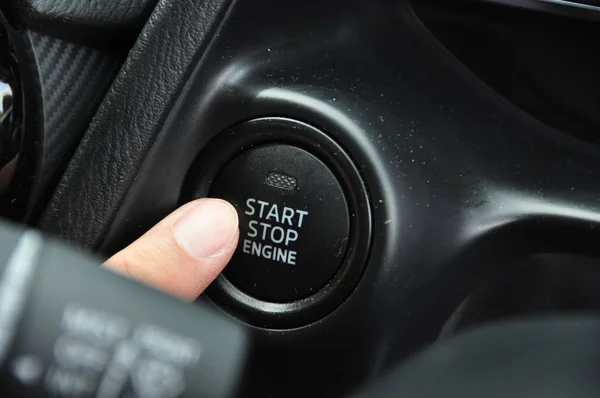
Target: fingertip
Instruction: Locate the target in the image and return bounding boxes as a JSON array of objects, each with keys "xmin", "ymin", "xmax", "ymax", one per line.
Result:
[
  {"xmin": 104, "ymin": 198, "xmax": 240, "ymax": 301},
  {"xmin": 173, "ymin": 198, "xmax": 239, "ymax": 260}
]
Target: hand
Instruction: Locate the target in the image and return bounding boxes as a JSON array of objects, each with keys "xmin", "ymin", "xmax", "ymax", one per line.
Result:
[{"xmin": 103, "ymin": 198, "xmax": 239, "ymax": 301}]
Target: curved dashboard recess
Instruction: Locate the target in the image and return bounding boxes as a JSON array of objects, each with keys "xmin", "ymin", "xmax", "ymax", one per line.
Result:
[{"xmin": 36, "ymin": 0, "xmax": 600, "ymax": 396}]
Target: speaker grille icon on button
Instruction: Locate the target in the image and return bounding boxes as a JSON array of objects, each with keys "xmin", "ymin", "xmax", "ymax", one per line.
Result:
[{"xmin": 265, "ymin": 172, "xmax": 297, "ymax": 191}]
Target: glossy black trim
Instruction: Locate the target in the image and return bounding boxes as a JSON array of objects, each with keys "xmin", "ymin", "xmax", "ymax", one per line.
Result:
[{"xmin": 472, "ymin": 0, "xmax": 600, "ymax": 20}]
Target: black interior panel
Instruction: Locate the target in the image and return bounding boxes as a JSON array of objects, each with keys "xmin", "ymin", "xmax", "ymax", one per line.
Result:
[
  {"xmin": 38, "ymin": 0, "xmax": 233, "ymax": 248},
  {"xmin": 5, "ymin": 0, "xmax": 599, "ymax": 396}
]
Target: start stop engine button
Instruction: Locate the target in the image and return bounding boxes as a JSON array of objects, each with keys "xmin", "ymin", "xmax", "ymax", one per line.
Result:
[{"xmin": 210, "ymin": 144, "xmax": 350, "ymax": 303}]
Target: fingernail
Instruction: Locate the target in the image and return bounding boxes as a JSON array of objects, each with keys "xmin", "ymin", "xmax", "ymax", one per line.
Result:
[{"xmin": 173, "ymin": 199, "xmax": 239, "ymax": 259}]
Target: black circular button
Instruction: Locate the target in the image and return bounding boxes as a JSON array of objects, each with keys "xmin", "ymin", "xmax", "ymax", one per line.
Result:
[
  {"xmin": 184, "ymin": 117, "xmax": 371, "ymax": 328},
  {"xmin": 211, "ymin": 144, "xmax": 350, "ymax": 302}
]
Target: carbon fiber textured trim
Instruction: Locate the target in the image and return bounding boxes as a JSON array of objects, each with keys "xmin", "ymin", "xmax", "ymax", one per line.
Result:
[
  {"xmin": 11, "ymin": 0, "xmax": 158, "ymax": 47},
  {"xmin": 27, "ymin": 32, "xmax": 123, "ymax": 212}
]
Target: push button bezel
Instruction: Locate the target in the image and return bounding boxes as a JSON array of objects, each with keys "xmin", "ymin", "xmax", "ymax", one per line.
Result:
[{"xmin": 182, "ymin": 118, "xmax": 372, "ymax": 328}]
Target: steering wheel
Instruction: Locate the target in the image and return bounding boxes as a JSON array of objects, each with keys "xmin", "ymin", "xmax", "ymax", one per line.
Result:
[{"xmin": 2, "ymin": 0, "xmax": 600, "ymax": 396}]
